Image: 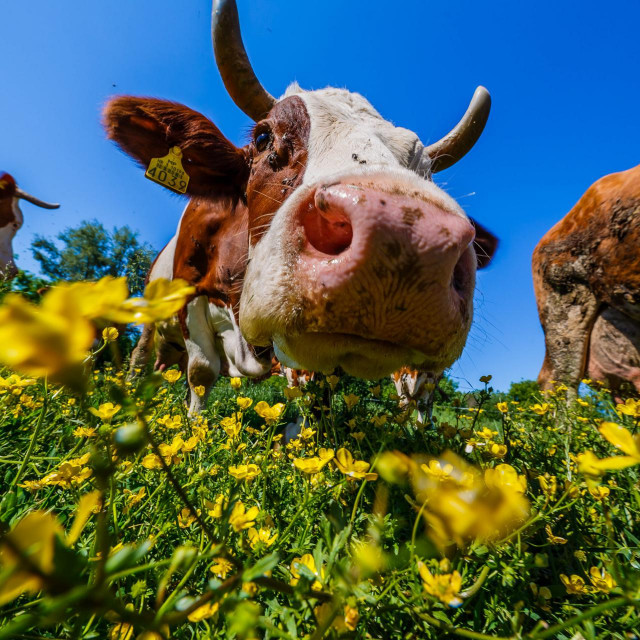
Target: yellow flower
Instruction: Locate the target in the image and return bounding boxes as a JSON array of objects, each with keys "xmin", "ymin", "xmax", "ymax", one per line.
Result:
[
  {"xmin": 0, "ymin": 511, "xmax": 63, "ymax": 606},
  {"xmin": 290, "ymin": 554, "xmax": 324, "ymax": 590},
  {"xmin": 589, "ymin": 566, "xmax": 616, "ymax": 593},
  {"xmin": 479, "ymin": 375, "xmax": 492, "ymax": 383},
  {"xmin": 247, "ymin": 527, "xmax": 278, "ymax": 550},
  {"xmin": 576, "ymin": 398, "xmax": 589, "ymax": 407},
  {"xmin": 102, "ymin": 326, "xmax": 119, "ymax": 342},
  {"xmin": 193, "ymin": 385, "xmax": 206, "ymax": 397},
  {"xmin": 588, "ymin": 485, "xmax": 610, "ymax": 500},
  {"xmin": 326, "ymin": 374, "xmax": 339, "ymax": 390},
  {"xmin": 210, "ymin": 557, "xmax": 234, "ymax": 578},
  {"xmin": 73, "ymin": 426, "xmax": 97, "ymax": 438},
  {"xmin": 294, "ymin": 448, "xmax": 335, "ymax": 474},
  {"xmin": 236, "ymin": 396, "xmax": 253, "ymax": 410},
  {"xmin": 370, "ymin": 414, "xmax": 387, "ymax": 428},
  {"xmin": 157, "ymin": 436, "xmax": 184, "ymax": 465},
  {"xmin": 598, "ymin": 422, "xmax": 640, "ymax": 466},
  {"xmin": 476, "ymin": 427, "xmax": 498, "ymax": 441},
  {"xmin": 284, "ymin": 386, "xmax": 302, "ymax": 401},
  {"xmin": 420, "ymin": 459, "xmax": 454, "ymax": 482},
  {"xmin": 178, "ymin": 507, "xmax": 199, "ymax": 528},
  {"xmin": 334, "ymin": 448, "xmax": 378, "ymax": 481},
  {"xmin": 110, "ymin": 278, "xmax": 195, "ymax": 324},
  {"xmin": 417, "ymin": 562, "xmax": 463, "ymax": 606},
  {"xmin": 343, "ymin": 394, "xmax": 360, "ymax": 410},
  {"xmin": 489, "ymin": 443, "xmax": 507, "ymax": 458},
  {"xmin": 496, "ymin": 402, "xmax": 508, "ymax": 413},
  {"xmin": 182, "ymin": 435, "xmax": 199, "ymax": 453},
  {"xmin": 411, "ymin": 452, "xmax": 528, "ymax": 549},
  {"xmin": 531, "ymin": 403, "xmax": 550, "ymax": 416},
  {"xmin": 229, "ymin": 377, "xmax": 242, "ymax": 390},
  {"xmin": 229, "ymin": 464, "xmax": 261, "ymax": 481},
  {"xmin": 560, "ymin": 574, "xmax": 589, "ymax": 595},
  {"xmin": 0, "ymin": 289, "xmax": 94, "ymax": 385},
  {"xmin": 162, "ymin": 369, "xmax": 181, "ymax": 383},
  {"xmin": 204, "ymin": 494, "xmax": 227, "ymax": 519},
  {"xmin": 108, "ymin": 623, "xmax": 133, "ymax": 640},
  {"xmin": 343, "ymin": 605, "xmax": 359, "ymax": 630},
  {"xmin": 89, "ymin": 402, "xmax": 121, "ymax": 422},
  {"xmin": 616, "ymin": 398, "xmax": 640, "ymax": 418},
  {"xmin": 188, "ymin": 601, "xmax": 219, "ymax": 622},
  {"xmin": 538, "ymin": 475, "xmax": 558, "ymax": 499},
  {"xmin": 299, "ymin": 426, "xmax": 316, "ymax": 440},
  {"xmin": 141, "ymin": 454, "xmax": 163, "ymax": 470},
  {"xmin": 254, "ymin": 400, "xmax": 285, "ymax": 423},
  {"xmin": 157, "ymin": 414, "xmax": 182, "ymax": 430},
  {"xmin": 545, "ymin": 524, "xmax": 567, "ymax": 545},
  {"xmin": 123, "ymin": 487, "xmax": 146, "ymax": 513},
  {"xmin": 228, "ymin": 501, "xmax": 259, "ymax": 532},
  {"xmin": 221, "ymin": 415, "xmax": 242, "ymax": 439}
]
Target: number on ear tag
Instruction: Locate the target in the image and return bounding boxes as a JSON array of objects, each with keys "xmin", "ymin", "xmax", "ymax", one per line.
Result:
[{"xmin": 145, "ymin": 146, "xmax": 190, "ymax": 194}]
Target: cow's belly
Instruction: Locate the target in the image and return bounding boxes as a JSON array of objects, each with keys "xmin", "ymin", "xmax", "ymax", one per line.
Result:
[{"xmin": 587, "ymin": 307, "xmax": 640, "ymax": 394}]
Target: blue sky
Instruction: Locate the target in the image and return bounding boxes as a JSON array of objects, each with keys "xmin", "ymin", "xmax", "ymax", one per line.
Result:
[{"xmin": 4, "ymin": 0, "xmax": 639, "ymax": 390}]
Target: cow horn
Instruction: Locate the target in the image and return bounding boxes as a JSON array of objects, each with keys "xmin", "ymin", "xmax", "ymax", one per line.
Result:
[
  {"xmin": 212, "ymin": 0, "xmax": 276, "ymax": 121},
  {"xmin": 425, "ymin": 86, "xmax": 491, "ymax": 173},
  {"xmin": 15, "ymin": 188, "xmax": 60, "ymax": 209}
]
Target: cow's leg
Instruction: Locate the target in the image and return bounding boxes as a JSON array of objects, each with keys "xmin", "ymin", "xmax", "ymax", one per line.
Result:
[
  {"xmin": 536, "ymin": 284, "xmax": 599, "ymax": 394},
  {"xmin": 128, "ymin": 323, "xmax": 155, "ymax": 379},
  {"xmin": 184, "ymin": 297, "xmax": 220, "ymax": 414}
]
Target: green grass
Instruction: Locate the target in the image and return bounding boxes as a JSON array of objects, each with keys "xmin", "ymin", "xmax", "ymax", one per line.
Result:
[{"xmin": 0, "ymin": 363, "xmax": 639, "ymax": 639}]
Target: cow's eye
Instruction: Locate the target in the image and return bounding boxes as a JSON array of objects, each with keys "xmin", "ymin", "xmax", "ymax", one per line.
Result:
[{"xmin": 255, "ymin": 130, "xmax": 272, "ymax": 152}]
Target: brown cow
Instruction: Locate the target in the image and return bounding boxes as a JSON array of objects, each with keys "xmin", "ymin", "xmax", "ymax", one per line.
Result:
[
  {"xmin": 105, "ymin": 0, "xmax": 497, "ymax": 413},
  {"xmin": 533, "ymin": 163, "xmax": 640, "ymax": 395},
  {"xmin": 0, "ymin": 173, "xmax": 59, "ymax": 279}
]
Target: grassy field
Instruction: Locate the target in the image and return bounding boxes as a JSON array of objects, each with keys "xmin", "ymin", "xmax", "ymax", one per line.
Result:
[{"xmin": 0, "ymin": 279, "xmax": 639, "ymax": 639}]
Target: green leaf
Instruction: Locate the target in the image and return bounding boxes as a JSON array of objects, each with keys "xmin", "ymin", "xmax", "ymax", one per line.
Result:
[
  {"xmin": 104, "ymin": 540, "xmax": 151, "ymax": 575},
  {"xmin": 243, "ymin": 552, "xmax": 280, "ymax": 582}
]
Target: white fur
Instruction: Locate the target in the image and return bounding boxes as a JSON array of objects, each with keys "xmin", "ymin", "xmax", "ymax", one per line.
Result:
[{"xmin": 0, "ymin": 199, "xmax": 22, "ymax": 278}]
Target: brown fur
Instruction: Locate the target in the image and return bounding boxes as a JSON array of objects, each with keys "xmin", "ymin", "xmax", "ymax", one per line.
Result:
[{"xmin": 533, "ymin": 163, "xmax": 640, "ymax": 390}]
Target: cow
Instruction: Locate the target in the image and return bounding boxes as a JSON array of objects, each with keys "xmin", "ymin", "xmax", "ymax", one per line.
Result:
[
  {"xmin": 392, "ymin": 367, "xmax": 440, "ymax": 424},
  {"xmin": 0, "ymin": 173, "xmax": 59, "ymax": 279},
  {"xmin": 104, "ymin": 0, "xmax": 497, "ymax": 413},
  {"xmin": 533, "ymin": 163, "xmax": 640, "ymax": 396}
]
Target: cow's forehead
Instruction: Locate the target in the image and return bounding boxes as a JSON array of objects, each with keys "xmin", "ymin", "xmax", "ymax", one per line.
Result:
[{"xmin": 280, "ymin": 84, "xmax": 432, "ymax": 183}]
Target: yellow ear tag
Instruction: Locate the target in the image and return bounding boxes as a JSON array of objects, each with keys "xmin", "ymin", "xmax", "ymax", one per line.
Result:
[{"xmin": 145, "ymin": 146, "xmax": 190, "ymax": 194}]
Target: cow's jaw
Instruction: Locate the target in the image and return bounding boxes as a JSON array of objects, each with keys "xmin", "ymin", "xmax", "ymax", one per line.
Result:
[{"xmin": 239, "ymin": 86, "xmax": 477, "ymax": 378}]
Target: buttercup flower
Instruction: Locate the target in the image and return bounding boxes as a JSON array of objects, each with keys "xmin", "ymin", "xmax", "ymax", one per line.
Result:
[
  {"xmin": 210, "ymin": 557, "xmax": 234, "ymax": 578},
  {"xmin": 531, "ymin": 403, "xmax": 550, "ymax": 416},
  {"xmin": 254, "ymin": 401, "xmax": 285, "ymax": 423},
  {"xmin": 188, "ymin": 601, "xmax": 219, "ymax": 622},
  {"xmin": 496, "ymin": 402, "xmax": 509, "ymax": 413},
  {"xmin": 589, "ymin": 566, "xmax": 616, "ymax": 593},
  {"xmin": 247, "ymin": 527, "xmax": 278, "ymax": 550},
  {"xmin": 229, "ymin": 377, "xmax": 242, "ymax": 390},
  {"xmin": 228, "ymin": 501, "xmax": 259, "ymax": 532},
  {"xmin": 89, "ymin": 402, "xmax": 121, "ymax": 422},
  {"xmin": 229, "ymin": 464, "xmax": 261, "ymax": 481},
  {"xmin": 560, "ymin": 574, "xmax": 588, "ymax": 595},
  {"xmin": 102, "ymin": 326, "xmax": 119, "ymax": 342},
  {"xmin": 343, "ymin": 394, "xmax": 360, "ymax": 410},
  {"xmin": 334, "ymin": 448, "xmax": 378, "ymax": 481},
  {"xmin": 294, "ymin": 449, "xmax": 335, "ymax": 475},
  {"xmin": 162, "ymin": 369, "xmax": 181, "ymax": 383},
  {"xmin": 417, "ymin": 562, "xmax": 463, "ymax": 606},
  {"xmin": 236, "ymin": 396, "xmax": 252, "ymax": 410},
  {"xmin": 290, "ymin": 554, "xmax": 324, "ymax": 590}
]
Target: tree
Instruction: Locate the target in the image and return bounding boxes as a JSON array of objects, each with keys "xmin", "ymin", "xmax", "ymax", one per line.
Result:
[{"xmin": 31, "ymin": 220, "xmax": 155, "ymax": 294}]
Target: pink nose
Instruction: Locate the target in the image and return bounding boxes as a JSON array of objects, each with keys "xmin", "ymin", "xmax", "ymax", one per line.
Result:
[{"xmin": 299, "ymin": 182, "xmax": 475, "ymax": 294}]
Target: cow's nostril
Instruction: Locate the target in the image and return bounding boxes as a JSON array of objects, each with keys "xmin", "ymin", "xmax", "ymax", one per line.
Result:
[
  {"xmin": 452, "ymin": 251, "xmax": 472, "ymax": 296},
  {"xmin": 302, "ymin": 200, "xmax": 353, "ymax": 256}
]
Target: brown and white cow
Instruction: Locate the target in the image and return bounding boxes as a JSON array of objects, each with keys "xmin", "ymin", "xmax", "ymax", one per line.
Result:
[
  {"xmin": 105, "ymin": 0, "xmax": 497, "ymax": 413},
  {"xmin": 0, "ymin": 173, "xmax": 59, "ymax": 279},
  {"xmin": 533, "ymin": 163, "xmax": 640, "ymax": 395}
]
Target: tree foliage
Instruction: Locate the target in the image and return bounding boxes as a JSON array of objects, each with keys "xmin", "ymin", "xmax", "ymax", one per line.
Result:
[{"xmin": 31, "ymin": 220, "xmax": 155, "ymax": 295}]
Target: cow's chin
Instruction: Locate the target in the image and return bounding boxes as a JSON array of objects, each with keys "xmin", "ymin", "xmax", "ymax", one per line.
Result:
[{"xmin": 272, "ymin": 332, "xmax": 447, "ymax": 380}]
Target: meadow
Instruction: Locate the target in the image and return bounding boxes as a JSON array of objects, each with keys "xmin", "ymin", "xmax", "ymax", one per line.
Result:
[{"xmin": 0, "ymin": 276, "xmax": 639, "ymax": 639}]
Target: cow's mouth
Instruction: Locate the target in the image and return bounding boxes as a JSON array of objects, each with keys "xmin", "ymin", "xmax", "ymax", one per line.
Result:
[{"xmin": 272, "ymin": 332, "xmax": 445, "ymax": 379}]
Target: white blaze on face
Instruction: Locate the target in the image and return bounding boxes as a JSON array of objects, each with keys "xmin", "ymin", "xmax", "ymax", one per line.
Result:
[{"xmin": 0, "ymin": 198, "xmax": 22, "ymax": 278}]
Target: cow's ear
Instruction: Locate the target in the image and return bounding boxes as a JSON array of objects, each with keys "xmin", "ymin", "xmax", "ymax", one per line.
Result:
[
  {"xmin": 103, "ymin": 96, "xmax": 249, "ymax": 197},
  {"xmin": 469, "ymin": 218, "xmax": 498, "ymax": 268}
]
